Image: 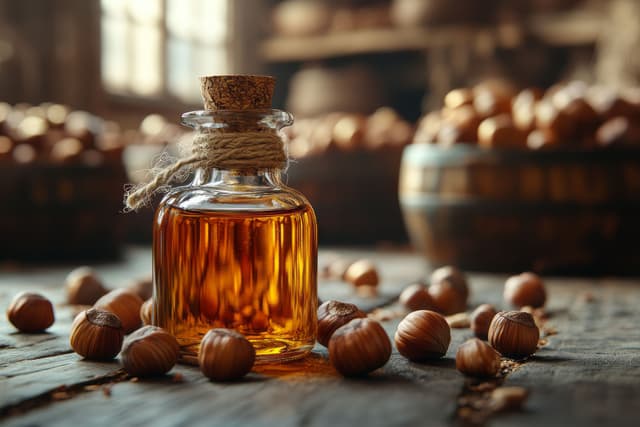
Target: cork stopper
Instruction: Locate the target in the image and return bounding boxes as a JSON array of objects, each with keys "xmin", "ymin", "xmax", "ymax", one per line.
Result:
[{"xmin": 199, "ymin": 75, "xmax": 275, "ymax": 111}]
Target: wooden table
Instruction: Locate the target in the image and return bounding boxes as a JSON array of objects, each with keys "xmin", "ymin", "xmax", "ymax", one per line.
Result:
[{"xmin": 1, "ymin": 247, "xmax": 639, "ymax": 427}]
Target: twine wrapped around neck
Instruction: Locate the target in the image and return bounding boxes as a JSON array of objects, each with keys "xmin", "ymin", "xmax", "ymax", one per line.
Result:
[{"xmin": 124, "ymin": 131, "xmax": 286, "ymax": 211}]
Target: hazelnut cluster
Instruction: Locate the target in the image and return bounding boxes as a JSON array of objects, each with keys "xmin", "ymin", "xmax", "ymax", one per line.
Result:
[
  {"xmin": 0, "ymin": 102, "xmax": 124, "ymax": 165},
  {"xmin": 284, "ymin": 108, "xmax": 413, "ymax": 159},
  {"xmin": 414, "ymin": 80, "xmax": 640, "ymax": 150},
  {"xmin": 399, "ymin": 265, "xmax": 469, "ymax": 315},
  {"xmin": 323, "ymin": 256, "xmax": 381, "ymax": 298}
]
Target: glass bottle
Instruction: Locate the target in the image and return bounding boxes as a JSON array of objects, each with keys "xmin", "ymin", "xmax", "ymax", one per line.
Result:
[{"xmin": 152, "ymin": 78, "xmax": 317, "ymax": 364}]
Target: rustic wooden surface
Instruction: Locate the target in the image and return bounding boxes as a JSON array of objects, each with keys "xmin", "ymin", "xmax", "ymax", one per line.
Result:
[{"xmin": 1, "ymin": 247, "xmax": 639, "ymax": 427}]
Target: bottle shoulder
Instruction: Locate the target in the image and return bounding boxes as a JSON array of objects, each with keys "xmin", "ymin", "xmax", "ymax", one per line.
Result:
[{"xmin": 159, "ymin": 183, "xmax": 313, "ymax": 213}]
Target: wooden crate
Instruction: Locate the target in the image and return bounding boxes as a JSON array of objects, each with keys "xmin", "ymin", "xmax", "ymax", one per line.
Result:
[{"xmin": 0, "ymin": 162, "xmax": 128, "ymax": 261}]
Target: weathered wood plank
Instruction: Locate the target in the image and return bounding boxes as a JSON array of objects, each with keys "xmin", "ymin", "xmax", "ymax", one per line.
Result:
[{"xmin": 2, "ymin": 249, "xmax": 640, "ymax": 427}]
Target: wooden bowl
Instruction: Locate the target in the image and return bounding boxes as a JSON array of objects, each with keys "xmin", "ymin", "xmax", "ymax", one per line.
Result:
[{"xmin": 399, "ymin": 144, "xmax": 640, "ymax": 274}]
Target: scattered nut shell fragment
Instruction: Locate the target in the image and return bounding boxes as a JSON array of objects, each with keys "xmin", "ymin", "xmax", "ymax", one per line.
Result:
[
  {"xmin": 446, "ymin": 312, "xmax": 471, "ymax": 329},
  {"xmin": 489, "ymin": 387, "xmax": 529, "ymax": 412},
  {"xmin": 7, "ymin": 292, "xmax": 55, "ymax": 333},
  {"xmin": 120, "ymin": 325, "xmax": 179, "ymax": 377}
]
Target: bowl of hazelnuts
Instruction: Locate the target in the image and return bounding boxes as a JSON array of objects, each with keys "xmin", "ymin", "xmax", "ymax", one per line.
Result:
[{"xmin": 399, "ymin": 80, "xmax": 640, "ymax": 274}]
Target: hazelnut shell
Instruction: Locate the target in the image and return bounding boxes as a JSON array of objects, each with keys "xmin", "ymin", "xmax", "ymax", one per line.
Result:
[
  {"xmin": 120, "ymin": 325, "xmax": 179, "ymax": 377},
  {"xmin": 94, "ymin": 288, "xmax": 144, "ymax": 334},
  {"xmin": 65, "ymin": 266, "xmax": 107, "ymax": 305},
  {"xmin": 394, "ymin": 310, "xmax": 451, "ymax": 362},
  {"xmin": 329, "ymin": 318, "xmax": 391, "ymax": 377},
  {"xmin": 7, "ymin": 292, "xmax": 55, "ymax": 333},
  {"xmin": 198, "ymin": 328, "xmax": 255, "ymax": 381},
  {"xmin": 69, "ymin": 308, "xmax": 124, "ymax": 360},
  {"xmin": 504, "ymin": 272, "xmax": 546, "ymax": 308},
  {"xmin": 317, "ymin": 300, "xmax": 365, "ymax": 347},
  {"xmin": 470, "ymin": 304, "xmax": 498, "ymax": 340},
  {"xmin": 399, "ymin": 283, "xmax": 434, "ymax": 312},
  {"xmin": 456, "ymin": 338, "xmax": 501, "ymax": 378},
  {"xmin": 488, "ymin": 311, "xmax": 540, "ymax": 359}
]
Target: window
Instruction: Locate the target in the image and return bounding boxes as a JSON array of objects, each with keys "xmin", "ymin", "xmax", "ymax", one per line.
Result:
[{"xmin": 101, "ymin": 0, "xmax": 231, "ymax": 103}]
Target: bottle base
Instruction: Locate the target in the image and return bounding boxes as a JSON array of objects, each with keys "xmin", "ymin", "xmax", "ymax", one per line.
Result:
[{"xmin": 177, "ymin": 340, "xmax": 315, "ymax": 366}]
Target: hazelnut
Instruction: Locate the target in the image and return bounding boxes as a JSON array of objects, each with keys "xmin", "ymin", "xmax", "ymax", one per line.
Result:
[
  {"xmin": 317, "ymin": 300, "xmax": 365, "ymax": 347},
  {"xmin": 470, "ymin": 304, "xmax": 498, "ymax": 339},
  {"xmin": 456, "ymin": 338, "xmax": 501, "ymax": 378},
  {"xmin": 344, "ymin": 259, "xmax": 379, "ymax": 287},
  {"xmin": 65, "ymin": 266, "xmax": 107, "ymax": 305},
  {"xmin": 120, "ymin": 325, "xmax": 180, "ymax": 377},
  {"xmin": 355, "ymin": 284, "xmax": 378, "ymax": 298},
  {"xmin": 140, "ymin": 298, "xmax": 153, "ymax": 325},
  {"xmin": 504, "ymin": 272, "xmax": 546, "ymax": 308},
  {"xmin": 399, "ymin": 283, "xmax": 434, "ymax": 311},
  {"xmin": 488, "ymin": 311, "xmax": 539, "ymax": 359},
  {"xmin": 329, "ymin": 318, "xmax": 391, "ymax": 377},
  {"xmin": 477, "ymin": 114, "xmax": 527, "ymax": 149},
  {"xmin": 127, "ymin": 276, "xmax": 153, "ymax": 301},
  {"xmin": 430, "ymin": 266, "xmax": 469, "ymax": 299},
  {"xmin": 69, "ymin": 308, "xmax": 124, "ymax": 360},
  {"xmin": 7, "ymin": 292, "xmax": 55, "ymax": 333},
  {"xmin": 428, "ymin": 282, "xmax": 467, "ymax": 315},
  {"xmin": 94, "ymin": 289, "xmax": 144, "ymax": 334},
  {"xmin": 394, "ymin": 310, "xmax": 450, "ymax": 362},
  {"xmin": 322, "ymin": 257, "xmax": 351, "ymax": 280},
  {"xmin": 198, "ymin": 329, "xmax": 255, "ymax": 381}
]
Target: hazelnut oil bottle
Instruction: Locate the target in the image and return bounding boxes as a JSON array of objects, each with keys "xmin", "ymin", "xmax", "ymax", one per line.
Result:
[{"xmin": 150, "ymin": 76, "xmax": 317, "ymax": 364}]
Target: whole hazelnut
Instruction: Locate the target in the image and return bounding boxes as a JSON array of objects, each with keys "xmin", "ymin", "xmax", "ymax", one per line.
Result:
[
  {"xmin": 329, "ymin": 318, "xmax": 391, "ymax": 377},
  {"xmin": 317, "ymin": 300, "xmax": 365, "ymax": 347},
  {"xmin": 394, "ymin": 310, "xmax": 451, "ymax": 362},
  {"xmin": 344, "ymin": 259, "xmax": 379, "ymax": 287},
  {"xmin": 140, "ymin": 298, "xmax": 153, "ymax": 325},
  {"xmin": 322, "ymin": 257, "xmax": 351, "ymax": 280},
  {"xmin": 428, "ymin": 282, "xmax": 467, "ymax": 315},
  {"xmin": 430, "ymin": 266, "xmax": 469, "ymax": 299},
  {"xmin": 127, "ymin": 276, "xmax": 153, "ymax": 301},
  {"xmin": 399, "ymin": 283, "xmax": 434, "ymax": 311},
  {"xmin": 69, "ymin": 308, "xmax": 124, "ymax": 360},
  {"xmin": 470, "ymin": 304, "xmax": 498, "ymax": 339},
  {"xmin": 456, "ymin": 338, "xmax": 501, "ymax": 378},
  {"xmin": 7, "ymin": 292, "xmax": 55, "ymax": 333},
  {"xmin": 120, "ymin": 325, "xmax": 180, "ymax": 377},
  {"xmin": 488, "ymin": 311, "xmax": 540, "ymax": 359},
  {"xmin": 65, "ymin": 266, "xmax": 107, "ymax": 305},
  {"xmin": 94, "ymin": 288, "xmax": 144, "ymax": 334},
  {"xmin": 198, "ymin": 329, "xmax": 255, "ymax": 381},
  {"xmin": 504, "ymin": 272, "xmax": 546, "ymax": 308}
]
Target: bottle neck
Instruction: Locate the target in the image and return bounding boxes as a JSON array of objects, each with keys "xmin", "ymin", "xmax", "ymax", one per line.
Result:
[{"xmin": 192, "ymin": 167, "xmax": 284, "ymax": 188}]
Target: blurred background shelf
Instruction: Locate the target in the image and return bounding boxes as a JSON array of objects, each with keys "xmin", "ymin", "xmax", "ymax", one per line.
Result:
[{"xmin": 260, "ymin": 26, "xmax": 496, "ymax": 62}]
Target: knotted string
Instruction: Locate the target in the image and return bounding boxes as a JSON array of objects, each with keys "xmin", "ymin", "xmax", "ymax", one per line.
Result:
[{"xmin": 124, "ymin": 131, "xmax": 286, "ymax": 211}]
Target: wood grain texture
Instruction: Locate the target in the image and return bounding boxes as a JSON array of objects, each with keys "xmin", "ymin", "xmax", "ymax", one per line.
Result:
[{"xmin": 1, "ymin": 248, "xmax": 640, "ymax": 426}]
